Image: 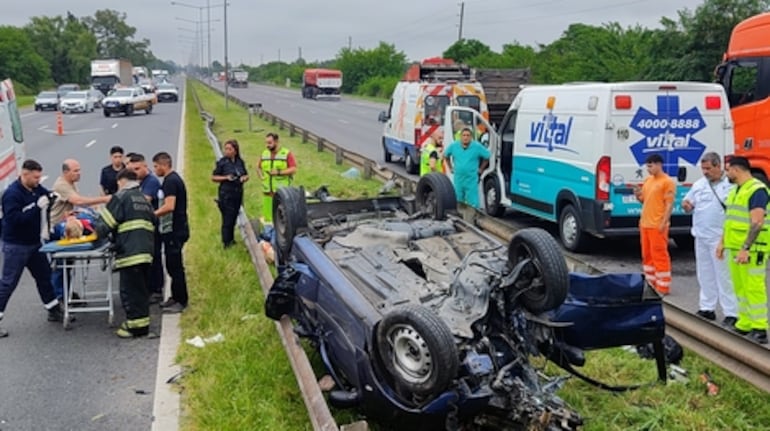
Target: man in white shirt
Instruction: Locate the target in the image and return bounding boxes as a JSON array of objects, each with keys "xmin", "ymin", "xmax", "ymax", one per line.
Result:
[{"xmin": 682, "ymin": 152, "xmax": 737, "ymax": 326}]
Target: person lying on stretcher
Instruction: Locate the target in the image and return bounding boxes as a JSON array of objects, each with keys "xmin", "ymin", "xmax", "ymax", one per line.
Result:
[{"xmin": 52, "ymin": 211, "xmax": 97, "ymax": 244}]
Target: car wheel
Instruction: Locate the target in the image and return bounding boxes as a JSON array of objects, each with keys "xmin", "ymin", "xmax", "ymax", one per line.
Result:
[
  {"xmin": 273, "ymin": 187, "xmax": 308, "ymax": 262},
  {"xmin": 126, "ymin": 105, "xmax": 134, "ymax": 116},
  {"xmin": 146, "ymin": 104, "xmax": 153, "ymax": 114},
  {"xmin": 415, "ymin": 173, "xmax": 457, "ymax": 220},
  {"xmin": 103, "ymin": 110, "xmax": 110, "ymax": 117},
  {"xmin": 507, "ymin": 228, "xmax": 569, "ymax": 313},
  {"xmin": 376, "ymin": 304, "xmax": 458, "ymax": 400},
  {"xmin": 558, "ymin": 204, "xmax": 588, "ymax": 252},
  {"xmin": 404, "ymin": 151, "xmax": 418, "ymax": 174},
  {"xmin": 35, "ymin": 106, "xmax": 39, "ymax": 112},
  {"xmin": 383, "ymin": 139, "xmax": 392, "ymax": 163},
  {"xmin": 483, "ymin": 176, "xmax": 505, "ymax": 217}
]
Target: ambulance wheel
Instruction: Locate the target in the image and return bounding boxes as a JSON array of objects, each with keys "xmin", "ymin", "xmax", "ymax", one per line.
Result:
[
  {"xmin": 558, "ymin": 204, "xmax": 588, "ymax": 252},
  {"xmin": 383, "ymin": 140, "xmax": 392, "ymax": 163},
  {"xmin": 483, "ymin": 176, "xmax": 505, "ymax": 217},
  {"xmin": 405, "ymin": 151, "xmax": 419, "ymax": 174}
]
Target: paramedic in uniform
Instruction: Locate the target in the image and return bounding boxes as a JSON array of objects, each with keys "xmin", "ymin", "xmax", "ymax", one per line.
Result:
[
  {"xmin": 717, "ymin": 156, "xmax": 768, "ymax": 344},
  {"xmin": 682, "ymin": 152, "xmax": 737, "ymax": 325},
  {"xmin": 633, "ymin": 153, "xmax": 675, "ymax": 296},
  {"xmin": 258, "ymin": 133, "xmax": 296, "ymax": 222},
  {"xmin": 443, "ymin": 128, "xmax": 490, "ymax": 208}
]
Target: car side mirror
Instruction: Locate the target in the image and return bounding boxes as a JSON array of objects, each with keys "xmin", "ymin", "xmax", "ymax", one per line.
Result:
[{"xmin": 378, "ymin": 111, "xmax": 389, "ymax": 122}]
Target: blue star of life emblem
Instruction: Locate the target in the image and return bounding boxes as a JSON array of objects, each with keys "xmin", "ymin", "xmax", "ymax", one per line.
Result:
[{"xmin": 629, "ymin": 95, "xmax": 707, "ymax": 176}]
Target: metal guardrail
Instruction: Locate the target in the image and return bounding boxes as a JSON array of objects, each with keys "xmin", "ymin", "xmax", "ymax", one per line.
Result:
[
  {"xmin": 192, "ymin": 79, "xmax": 770, "ymax": 416},
  {"xmin": 189, "ymin": 82, "xmax": 368, "ymax": 431}
]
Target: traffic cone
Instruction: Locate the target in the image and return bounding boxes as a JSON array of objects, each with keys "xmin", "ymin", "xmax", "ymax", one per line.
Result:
[{"xmin": 56, "ymin": 111, "xmax": 63, "ymax": 136}]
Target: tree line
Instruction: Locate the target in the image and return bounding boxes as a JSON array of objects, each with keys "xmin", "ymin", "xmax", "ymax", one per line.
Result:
[
  {"xmin": 0, "ymin": 9, "xmax": 175, "ymax": 94},
  {"xmin": 243, "ymin": 0, "xmax": 770, "ymax": 99}
]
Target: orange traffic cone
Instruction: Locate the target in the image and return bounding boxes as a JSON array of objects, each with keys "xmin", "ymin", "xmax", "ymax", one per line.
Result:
[{"xmin": 56, "ymin": 111, "xmax": 63, "ymax": 136}]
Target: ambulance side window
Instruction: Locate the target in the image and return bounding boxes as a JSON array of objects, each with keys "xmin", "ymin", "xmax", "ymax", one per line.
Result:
[
  {"xmin": 8, "ymin": 99, "xmax": 22, "ymax": 143},
  {"xmin": 499, "ymin": 111, "xmax": 517, "ymax": 183}
]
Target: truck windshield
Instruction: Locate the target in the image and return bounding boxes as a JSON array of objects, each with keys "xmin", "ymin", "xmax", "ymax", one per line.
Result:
[
  {"xmin": 92, "ymin": 76, "xmax": 117, "ymax": 86},
  {"xmin": 720, "ymin": 59, "xmax": 764, "ymax": 107},
  {"xmin": 424, "ymin": 95, "xmax": 450, "ymax": 125}
]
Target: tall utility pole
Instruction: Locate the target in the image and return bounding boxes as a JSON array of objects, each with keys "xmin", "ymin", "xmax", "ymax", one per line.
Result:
[
  {"xmin": 348, "ymin": 36, "xmax": 352, "ymax": 50},
  {"xmin": 207, "ymin": 0, "xmax": 211, "ymax": 82},
  {"xmin": 458, "ymin": 1, "xmax": 465, "ymax": 41},
  {"xmin": 298, "ymin": 46, "xmax": 302, "ymax": 61},
  {"xmin": 224, "ymin": 1, "xmax": 229, "ymax": 109}
]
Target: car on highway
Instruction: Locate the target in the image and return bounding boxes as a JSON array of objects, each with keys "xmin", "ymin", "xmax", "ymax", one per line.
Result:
[
  {"xmin": 102, "ymin": 87, "xmax": 155, "ymax": 117},
  {"xmin": 88, "ymin": 88, "xmax": 105, "ymax": 108},
  {"xmin": 265, "ymin": 174, "xmax": 583, "ymax": 430},
  {"xmin": 155, "ymin": 83, "xmax": 179, "ymax": 102},
  {"xmin": 137, "ymin": 78, "xmax": 156, "ymax": 95},
  {"xmin": 34, "ymin": 91, "xmax": 60, "ymax": 111},
  {"xmin": 58, "ymin": 91, "xmax": 95, "ymax": 114},
  {"xmin": 56, "ymin": 83, "xmax": 80, "ymax": 98}
]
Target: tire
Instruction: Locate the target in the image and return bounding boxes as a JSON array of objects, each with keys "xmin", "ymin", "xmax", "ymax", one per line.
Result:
[
  {"xmin": 558, "ymin": 204, "xmax": 588, "ymax": 252},
  {"xmin": 415, "ymin": 173, "xmax": 457, "ymax": 220},
  {"xmin": 146, "ymin": 104, "xmax": 153, "ymax": 114},
  {"xmin": 383, "ymin": 140, "xmax": 392, "ymax": 163},
  {"xmin": 483, "ymin": 176, "xmax": 505, "ymax": 217},
  {"xmin": 405, "ymin": 150, "xmax": 418, "ymax": 174},
  {"xmin": 103, "ymin": 110, "xmax": 110, "ymax": 117},
  {"xmin": 507, "ymin": 228, "xmax": 569, "ymax": 313},
  {"xmin": 376, "ymin": 304, "xmax": 458, "ymax": 400},
  {"xmin": 125, "ymin": 105, "xmax": 134, "ymax": 116},
  {"xmin": 35, "ymin": 106, "xmax": 39, "ymax": 112},
  {"xmin": 673, "ymin": 235, "xmax": 694, "ymax": 251},
  {"xmin": 273, "ymin": 187, "xmax": 308, "ymax": 262}
]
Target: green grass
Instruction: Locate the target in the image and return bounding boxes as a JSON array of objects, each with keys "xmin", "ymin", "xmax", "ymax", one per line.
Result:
[
  {"xmin": 17, "ymin": 95, "xmax": 34, "ymax": 108},
  {"xmin": 180, "ymin": 80, "xmax": 770, "ymax": 431},
  {"xmin": 177, "ymin": 81, "xmax": 382, "ymax": 431}
]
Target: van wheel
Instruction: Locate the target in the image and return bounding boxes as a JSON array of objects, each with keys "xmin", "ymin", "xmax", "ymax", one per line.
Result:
[
  {"xmin": 383, "ymin": 140, "xmax": 392, "ymax": 163},
  {"xmin": 559, "ymin": 204, "xmax": 588, "ymax": 252},
  {"xmin": 405, "ymin": 151, "xmax": 418, "ymax": 174},
  {"xmin": 483, "ymin": 176, "xmax": 505, "ymax": 217}
]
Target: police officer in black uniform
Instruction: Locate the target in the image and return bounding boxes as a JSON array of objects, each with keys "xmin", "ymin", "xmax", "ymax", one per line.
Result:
[{"xmin": 211, "ymin": 139, "xmax": 249, "ymax": 248}]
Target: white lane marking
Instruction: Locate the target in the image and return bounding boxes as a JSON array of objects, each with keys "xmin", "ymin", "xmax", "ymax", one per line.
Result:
[
  {"xmin": 21, "ymin": 112, "xmax": 37, "ymax": 118},
  {"xmin": 338, "ymin": 119, "xmax": 349, "ymax": 124},
  {"xmin": 111, "ymin": 123, "xmax": 118, "ymax": 129},
  {"xmin": 39, "ymin": 127, "xmax": 104, "ymax": 135},
  {"xmin": 86, "ymin": 139, "xmax": 97, "ymax": 148},
  {"xmin": 38, "ymin": 125, "xmax": 48, "ymax": 130}
]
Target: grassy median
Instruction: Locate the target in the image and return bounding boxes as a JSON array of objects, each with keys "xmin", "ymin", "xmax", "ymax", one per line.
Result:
[{"xmin": 180, "ymin": 80, "xmax": 770, "ymax": 431}]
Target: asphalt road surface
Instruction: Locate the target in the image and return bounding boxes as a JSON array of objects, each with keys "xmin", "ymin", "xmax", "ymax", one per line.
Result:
[{"xmin": 0, "ymin": 90, "xmax": 183, "ymax": 430}]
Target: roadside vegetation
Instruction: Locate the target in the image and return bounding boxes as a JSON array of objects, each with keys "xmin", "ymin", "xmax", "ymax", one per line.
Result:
[{"xmin": 180, "ymin": 80, "xmax": 770, "ymax": 430}]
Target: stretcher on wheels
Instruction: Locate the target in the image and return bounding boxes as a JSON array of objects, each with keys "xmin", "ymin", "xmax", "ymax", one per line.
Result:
[{"xmin": 40, "ymin": 239, "xmax": 115, "ymax": 329}]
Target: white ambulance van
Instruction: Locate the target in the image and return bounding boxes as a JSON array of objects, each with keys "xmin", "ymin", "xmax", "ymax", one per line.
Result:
[
  {"xmin": 443, "ymin": 82, "xmax": 732, "ymax": 251},
  {"xmin": 0, "ymin": 79, "xmax": 25, "ymax": 190},
  {"xmin": 379, "ymin": 59, "xmax": 489, "ymax": 174}
]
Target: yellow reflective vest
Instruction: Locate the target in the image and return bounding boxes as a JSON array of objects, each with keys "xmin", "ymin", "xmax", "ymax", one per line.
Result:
[
  {"xmin": 260, "ymin": 147, "xmax": 292, "ymax": 194},
  {"xmin": 420, "ymin": 142, "xmax": 438, "ymax": 176},
  {"xmin": 724, "ymin": 177, "xmax": 770, "ymax": 252}
]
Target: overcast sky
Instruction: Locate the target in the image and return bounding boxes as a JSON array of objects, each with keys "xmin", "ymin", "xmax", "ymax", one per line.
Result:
[{"xmin": 7, "ymin": 0, "xmax": 705, "ymax": 66}]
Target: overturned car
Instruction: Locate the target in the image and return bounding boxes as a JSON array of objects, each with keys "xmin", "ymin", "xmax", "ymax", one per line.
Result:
[{"xmin": 266, "ymin": 174, "xmax": 587, "ymax": 430}]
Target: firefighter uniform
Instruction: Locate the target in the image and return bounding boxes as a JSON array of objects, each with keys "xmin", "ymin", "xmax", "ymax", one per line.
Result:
[
  {"xmin": 260, "ymin": 147, "xmax": 292, "ymax": 222},
  {"xmin": 95, "ymin": 182, "xmax": 156, "ymax": 338},
  {"xmin": 723, "ymin": 177, "xmax": 769, "ymax": 336}
]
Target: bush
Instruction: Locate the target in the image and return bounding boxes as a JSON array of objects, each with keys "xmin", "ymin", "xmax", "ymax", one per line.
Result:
[{"xmin": 356, "ymin": 75, "xmax": 399, "ymax": 99}]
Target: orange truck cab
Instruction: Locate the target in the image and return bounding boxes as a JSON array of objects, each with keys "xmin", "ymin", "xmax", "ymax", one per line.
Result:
[{"xmin": 716, "ymin": 12, "xmax": 770, "ymax": 182}]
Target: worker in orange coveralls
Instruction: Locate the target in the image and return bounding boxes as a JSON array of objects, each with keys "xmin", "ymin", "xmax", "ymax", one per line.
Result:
[{"xmin": 634, "ymin": 153, "xmax": 675, "ymax": 295}]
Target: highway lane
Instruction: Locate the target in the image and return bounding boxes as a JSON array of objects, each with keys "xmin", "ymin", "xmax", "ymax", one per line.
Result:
[{"xmin": 0, "ymin": 95, "xmax": 183, "ymax": 430}]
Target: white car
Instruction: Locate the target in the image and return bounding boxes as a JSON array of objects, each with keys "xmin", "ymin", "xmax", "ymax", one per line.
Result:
[
  {"xmin": 155, "ymin": 83, "xmax": 179, "ymax": 102},
  {"xmin": 59, "ymin": 91, "xmax": 94, "ymax": 113},
  {"xmin": 88, "ymin": 89, "xmax": 104, "ymax": 108},
  {"xmin": 34, "ymin": 91, "xmax": 59, "ymax": 111}
]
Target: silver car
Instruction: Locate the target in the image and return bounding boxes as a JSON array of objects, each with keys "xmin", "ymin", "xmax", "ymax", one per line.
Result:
[
  {"xmin": 59, "ymin": 91, "xmax": 94, "ymax": 114},
  {"xmin": 34, "ymin": 91, "xmax": 59, "ymax": 111},
  {"xmin": 88, "ymin": 89, "xmax": 104, "ymax": 108}
]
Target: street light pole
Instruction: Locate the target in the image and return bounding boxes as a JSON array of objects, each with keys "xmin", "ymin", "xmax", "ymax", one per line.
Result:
[
  {"xmin": 207, "ymin": 0, "xmax": 212, "ymax": 84},
  {"xmin": 224, "ymin": 1, "xmax": 229, "ymax": 109}
]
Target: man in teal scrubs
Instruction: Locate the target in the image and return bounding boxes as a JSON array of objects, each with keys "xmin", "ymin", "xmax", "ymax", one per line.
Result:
[{"xmin": 443, "ymin": 128, "xmax": 490, "ymax": 208}]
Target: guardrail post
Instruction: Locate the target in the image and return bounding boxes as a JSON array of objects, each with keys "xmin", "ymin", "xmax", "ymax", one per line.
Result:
[
  {"xmin": 302, "ymin": 130, "xmax": 308, "ymax": 143},
  {"xmin": 363, "ymin": 161, "xmax": 373, "ymax": 179},
  {"xmin": 278, "ymin": 119, "xmax": 285, "ymax": 131},
  {"xmin": 289, "ymin": 124, "xmax": 296, "ymax": 137},
  {"xmin": 335, "ymin": 147, "xmax": 343, "ymax": 165},
  {"xmin": 317, "ymin": 137, "xmax": 325, "ymax": 152},
  {"xmin": 271, "ymin": 115, "xmax": 277, "ymax": 126}
]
